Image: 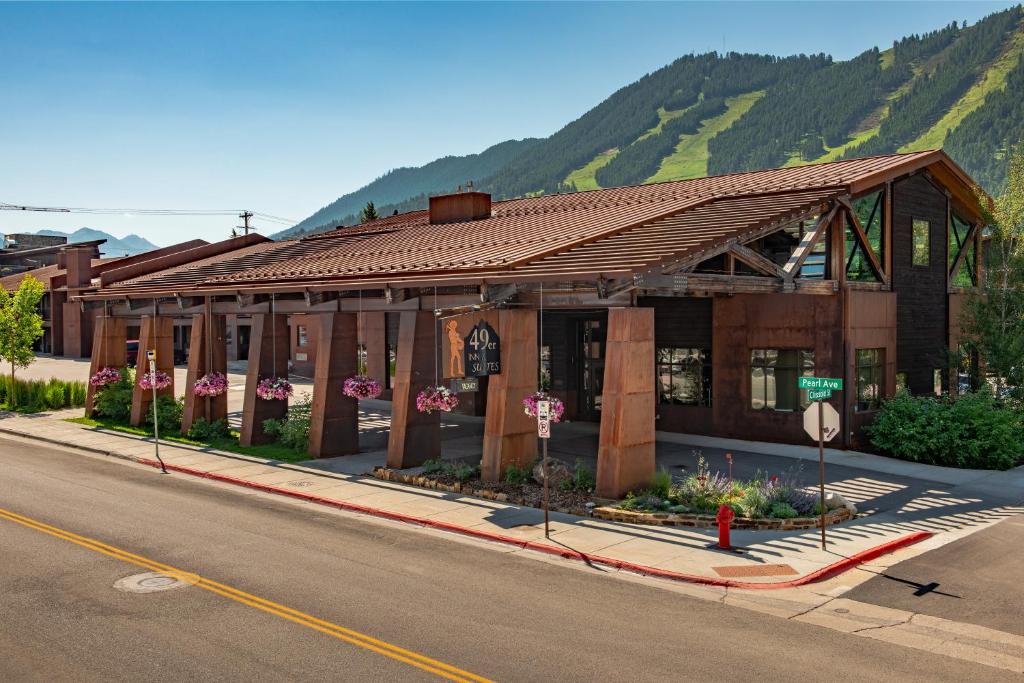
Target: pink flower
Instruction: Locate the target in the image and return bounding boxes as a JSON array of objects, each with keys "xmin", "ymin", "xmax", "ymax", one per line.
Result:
[
  {"xmin": 89, "ymin": 367, "xmax": 121, "ymax": 388},
  {"xmin": 256, "ymin": 377, "xmax": 292, "ymax": 401},
  {"xmin": 138, "ymin": 371, "xmax": 172, "ymax": 391},
  {"xmin": 522, "ymin": 392, "xmax": 565, "ymax": 422},
  {"xmin": 194, "ymin": 372, "xmax": 228, "ymax": 397},
  {"xmin": 416, "ymin": 385, "xmax": 459, "ymax": 414},
  {"xmin": 342, "ymin": 375, "xmax": 383, "ymax": 400}
]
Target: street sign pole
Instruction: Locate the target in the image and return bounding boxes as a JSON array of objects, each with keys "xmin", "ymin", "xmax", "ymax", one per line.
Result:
[
  {"xmin": 537, "ymin": 400, "xmax": 551, "ymax": 538},
  {"xmin": 147, "ymin": 350, "xmax": 168, "ymax": 475},
  {"xmin": 818, "ymin": 398, "xmax": 826, "ymax": 550}
]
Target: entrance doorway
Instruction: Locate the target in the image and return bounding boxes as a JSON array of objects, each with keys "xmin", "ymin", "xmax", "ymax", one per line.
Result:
[{"xmin": 577, "ymin": 316, "xmax": 606, "ymax": 421}]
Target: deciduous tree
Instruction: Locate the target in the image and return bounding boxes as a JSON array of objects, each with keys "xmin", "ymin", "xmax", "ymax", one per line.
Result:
[
  {"xmin": 962, "ymin": 143, "xmax": 1024, "ymax": 396},
  {"xmin": 0, "ymin": 275, "xmax": 45, "ymax": 407}
]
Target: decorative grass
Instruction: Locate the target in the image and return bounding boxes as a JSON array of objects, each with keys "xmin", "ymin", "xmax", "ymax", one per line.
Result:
[{"xmin": 65, "ymin": 416, "xmax": 310, "ymax": 463}]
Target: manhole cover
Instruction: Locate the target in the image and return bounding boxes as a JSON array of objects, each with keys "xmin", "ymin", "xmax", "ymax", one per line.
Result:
[{"xmin": 114, "ymin": 571, "xmax": 192, "ymax": 594}]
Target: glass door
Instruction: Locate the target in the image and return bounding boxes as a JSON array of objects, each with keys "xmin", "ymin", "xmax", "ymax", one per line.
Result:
[{"xmin": 578, "ymin": 318, "xmax": 606, "ymax": 421}]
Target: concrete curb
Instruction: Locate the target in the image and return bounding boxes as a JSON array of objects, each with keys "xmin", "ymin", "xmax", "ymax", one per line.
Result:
[
  {"xmin": 126, "ymin": 454, "xmax": 930, "ymax": 591},
  {"xmin": 1, "ymin": 425, "xmax": 933, "ymax": 589}
]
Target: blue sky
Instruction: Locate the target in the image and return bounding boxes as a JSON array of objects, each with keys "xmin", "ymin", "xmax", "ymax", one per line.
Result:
[{"xmin": 0, "ymin": 1, "xmax": 1015, "ymax": 245}]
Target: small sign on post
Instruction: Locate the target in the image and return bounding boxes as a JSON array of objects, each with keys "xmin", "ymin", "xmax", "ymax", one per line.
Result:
[
  {"xmin": 799, "ymin": 377, "xmax": 843, "ymax": 550},
  {"xmin": 146, "ymin": 350, "xmax": 168, "ymax": 475},
  {"xmin": 537, "ymin": 399, "xmax": 551, "ymax": 538}
]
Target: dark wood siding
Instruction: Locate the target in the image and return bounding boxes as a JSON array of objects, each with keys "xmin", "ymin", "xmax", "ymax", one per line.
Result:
[{"xmin": 892, "ymin": 173, "xmax": 948, "ymax": 395}]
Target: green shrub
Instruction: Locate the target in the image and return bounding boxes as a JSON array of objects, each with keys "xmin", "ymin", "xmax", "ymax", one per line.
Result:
[
  {"xmin": 504, "ymin": 462, "xmax": 533, "ymax": 486},
  {"xmin": 145, "ymin": 396, "xmax": 183, "ymax": 433},
  {"xmin": 187, "ymin": 417, "xmax": 231, "ymax": 441},
  {"xmin": 451, "ymin": 463, "xmax": 478, "ymax": 482},
  {"xmin": 262, "ymin": 395, "xmax": 312, "ymax": 453},
  {"xmin": 769, "ymin": 502, "xmax": 799, "ymax": 519},
  {"xmin": 650, "ymin": 467, "xmax": 672, "ymax": 499},
  {"xmin": 868, "ymin": 390, "xmax": 1023, "ymax": 470},
  {"xmin": 570, "ymin": 459, "xmax": 596, "ymax": 492},
  {"xmin": 421, "ymin": 458, "xmax": 445, "ymax": 475},
  {"xmin": 93, "ymin": 367, "xmax": 134, "ymax": 422}
]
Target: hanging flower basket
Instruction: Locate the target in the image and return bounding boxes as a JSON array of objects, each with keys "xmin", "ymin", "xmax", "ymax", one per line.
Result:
[
  {"xmin": 193, "ymin": 372, "xmax": 228, "ymax": 397},
  {"xmin": 342, "ymin": 375, "xmax": 383, "ymax": 400},
  {"xmin": 416, "ymin": 385, "xmax": 459, "ymax": 414},
  {"xmin": 138, "ymin": 370, "xmax": 172, "ymax": 391},
  {"xmin": 522, "ymin": 392, "xmax": 565, "ymax": 423},
  {"xmin": 89, "ymin": 367, "xmax": 121, "ymax": 388},
  {"xmin": 256, "ymin": 376, "xmax": 293, "ymax": 401}
]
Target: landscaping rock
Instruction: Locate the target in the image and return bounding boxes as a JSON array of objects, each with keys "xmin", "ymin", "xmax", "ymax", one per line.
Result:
[
  {"xmin": 825, "ymin": 491, "xmax": 858, "ymax": 515},
  {"xmin": 533, "ymin": 459, "xmax": 571, "ymax": 488}
]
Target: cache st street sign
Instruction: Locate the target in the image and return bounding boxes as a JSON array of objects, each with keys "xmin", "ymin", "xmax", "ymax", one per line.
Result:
[
  {"xmin": 804, "ymin": 401, "xmax": 840, "ymax": 442},
  {"xmin": 798, "ymin": 377, "xmax": 843, "ymax": 391}
]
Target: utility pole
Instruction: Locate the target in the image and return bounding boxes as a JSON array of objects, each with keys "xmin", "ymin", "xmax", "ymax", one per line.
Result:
[{"xmin": 238, "ymin": 211, "xmax": 255, "ymax": 235}]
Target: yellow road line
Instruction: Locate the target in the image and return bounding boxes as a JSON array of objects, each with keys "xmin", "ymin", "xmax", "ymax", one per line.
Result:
[{"xmin": 0, "ymin": 506, "xmax": 493, "ymax": 683}]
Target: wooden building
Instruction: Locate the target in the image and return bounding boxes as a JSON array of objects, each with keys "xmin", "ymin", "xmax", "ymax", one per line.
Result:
[{"xmin": 76, "ymin": 151, "xmax": 986, "ymax": 497}]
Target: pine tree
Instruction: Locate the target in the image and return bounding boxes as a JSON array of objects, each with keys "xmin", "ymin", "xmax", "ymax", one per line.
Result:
[{"xmin": 359, "ymin": 201, "xmax": 379, "ymax": 223}]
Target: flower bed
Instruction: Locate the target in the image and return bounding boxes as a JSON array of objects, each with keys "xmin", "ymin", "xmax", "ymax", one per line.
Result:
[
  {"xmin": 593, "ymin": 505, "xmax": 852, "ymax": 530},
  {"xmin": 373, "ymin": 463, "xmax": 595, "ymax": 517}
]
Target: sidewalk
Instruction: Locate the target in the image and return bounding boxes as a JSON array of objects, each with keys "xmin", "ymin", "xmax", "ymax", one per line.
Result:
[{"xmin": 0, "ymin": 408, "xmax": 1020, "ymax": 589}]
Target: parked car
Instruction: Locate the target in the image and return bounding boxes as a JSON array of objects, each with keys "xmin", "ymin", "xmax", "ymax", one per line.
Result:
[{"xmin": 126, "ymin": 340, "xmax": 139, "ymax": 367}]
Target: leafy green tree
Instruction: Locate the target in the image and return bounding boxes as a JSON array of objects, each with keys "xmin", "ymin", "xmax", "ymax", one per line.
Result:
[
  {"xmin": 359, "ymin": 201, "xmax": 379, "ymax": 223},
  {"xmin": 962, "ymin": 143, "xmax": 1024, "ymax": 396},
  {"xmin": 0, "ymin": 275, "xmax": 45, "ymax": 407}
]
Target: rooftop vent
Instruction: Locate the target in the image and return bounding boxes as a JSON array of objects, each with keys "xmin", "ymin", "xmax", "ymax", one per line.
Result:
[{"xmin": 429, "ymin": 187, "xmax": 491, "ymax": 224}]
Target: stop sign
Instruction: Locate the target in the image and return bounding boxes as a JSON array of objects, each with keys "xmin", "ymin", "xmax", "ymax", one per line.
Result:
[{"xmin": 804, "ymin": 401, "xmax": 840, "ymax": 442}]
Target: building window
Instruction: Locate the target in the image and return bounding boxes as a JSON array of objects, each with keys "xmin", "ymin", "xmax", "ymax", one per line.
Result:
[
  {"xmin": 751, "ymin": 349, "xmax": 814, "ymax": 411},
  {"xmin": 912, "ymin": 218, "xmax": 930, "ymax": 266},
  {"xmin": 296, "ymin": 325, "xmax": 308, "ymax": 347},
  {"xmin": 539, "ymin": 344, "xmax": 552, "ymax": 391},
  {"xmin": 855, "ymin": 348, "xmax": 884, "ymax": 411},
  {"xmin": 657, "ymin": 348, "xmax": 712, "ymax": 406},
  {"xmin": 357, "ymin": 343, "xmax": 368, "ymax": 375},
  {"xmin": 933, "ymin": 368, "xmax": 943, "ymax": 396},
  {"xmin": 896, "ymin": 372, "xmax": 907, "ymax": 393}
]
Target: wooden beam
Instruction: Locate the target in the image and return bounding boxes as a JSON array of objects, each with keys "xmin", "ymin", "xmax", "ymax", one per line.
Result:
[
  {"xmin": 783, "ymin": 208, "xmax": 835, "ymax": 279},
  {"xmin": 837, "ymin": 199, "xmax": 886, "ymax": 285},
  {"xmin": 633, "ymin": 272, "xmax": 838, "ymax": 295},
  {"xmin": 728, "ymin": 243, "xmax": 787, "ymax": 279}
]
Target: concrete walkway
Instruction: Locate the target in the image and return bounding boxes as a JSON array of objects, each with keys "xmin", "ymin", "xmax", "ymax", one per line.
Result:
[{"xmin": 0, "ymin": 407, "xmax": 1019, "ymax": 588}]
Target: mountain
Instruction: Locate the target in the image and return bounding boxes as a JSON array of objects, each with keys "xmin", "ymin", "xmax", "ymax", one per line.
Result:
[
  {"xmin": 281, "ymin": 138, "xmax": 540, "ymax": 238},
  {"xmin": 33, "ymin": 229, "xmax": 159, "ymax": 257},
  {"xmin": 278, "ymin": 6, "xmax": 1024, "ymax": 240}
]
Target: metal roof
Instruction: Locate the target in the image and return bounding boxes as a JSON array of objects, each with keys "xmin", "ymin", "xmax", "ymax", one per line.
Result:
[{"xmin": 83, "ymin": 150, "xmax": 969, "ymax": 298}]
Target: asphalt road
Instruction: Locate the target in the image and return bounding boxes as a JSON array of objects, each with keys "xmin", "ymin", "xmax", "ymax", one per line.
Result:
[
  {"xmin": 846, "ymin": 514, "xmax": 1024, "ymax": 635},
  {"xmin": 0, "ymin": 438, "xmax": 1016, "ymax": 682}
]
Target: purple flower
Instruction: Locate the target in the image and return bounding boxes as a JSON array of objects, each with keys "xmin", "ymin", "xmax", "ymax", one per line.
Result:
[
  {"xmin": 522, "ymin": 392, "xmax": 565, "ymax": 422},
  {"xmin": 138, "ymin": 371, "xmax": 172, "ymax": 391},
  {"xmin": 256, "ymin": 377, "xmax": 292, "ymax": 401},
  {"xmin": 89, "ymin": 367, "xmax": 121, "ymax": 388},
  {"xmin": 342, "ymin": 375, "xmax": 383, "ymax": 400},
  {"xmin": 416, "ymin": 386, "xmax": 459, "ymax": 414},
  {"xmin": 193, "ymin": 372, "xmax": 228, "ymax": 397}
]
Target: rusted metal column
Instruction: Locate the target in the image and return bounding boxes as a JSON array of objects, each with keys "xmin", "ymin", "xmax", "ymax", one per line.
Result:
[
  {"xmin": 480, "ymin": 309, "xmax": 538, "ymax": 482},
  {"xmin": 386, "ymin": 310, "xmax": 440, "ymax": 468},
  {"xmin": 308, "ymin": 312, "xmax": 360, "ymax": 457},
  {"xmin": 595, "ymin": 307, "xmax": 656, "ymax": 499}
]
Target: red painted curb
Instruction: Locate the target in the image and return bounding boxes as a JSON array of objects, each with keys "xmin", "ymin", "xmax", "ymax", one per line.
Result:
[{"xmin": 134, "ymin": 457, "xmax": 932, "ymax": 590}]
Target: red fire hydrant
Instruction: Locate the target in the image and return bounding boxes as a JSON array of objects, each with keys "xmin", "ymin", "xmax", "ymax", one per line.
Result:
[{"xmin": 716, "ymin": 504, "xmax": 735, "ymax": 549}]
